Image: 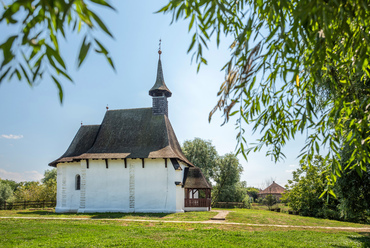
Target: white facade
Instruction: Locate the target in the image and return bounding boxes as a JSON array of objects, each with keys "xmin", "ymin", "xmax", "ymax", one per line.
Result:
[{"xmin": 56, "ymin": 158, "xmax": 187, "ymax": 213}]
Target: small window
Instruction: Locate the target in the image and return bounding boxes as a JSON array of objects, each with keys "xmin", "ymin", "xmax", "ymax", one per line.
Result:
[{"xmin": 76, "ymin": 174, "xmax": 81, "ymax": 190}]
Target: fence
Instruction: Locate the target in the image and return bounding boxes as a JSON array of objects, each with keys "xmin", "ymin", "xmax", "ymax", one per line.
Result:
[
  {"xmin": 185, "ymin": 198, "xmax": 212, "ymax": 208},
  {"xmin": 1, "ymin": 200, "xmax": 56, "ymax": 210},
  {"xmin": 212, "ymin": 202, "xmax": 247, "ymax": 208}
]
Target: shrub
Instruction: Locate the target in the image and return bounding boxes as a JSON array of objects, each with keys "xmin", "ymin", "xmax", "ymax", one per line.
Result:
[
  {"xmin": 262, "ymin": 194, "xmax": 277, "ymax": 210},
  {"xmin": 0, "ymin": 181, "xmax": 13, "ymax": 204},
  {"xmin": 242, "ymin": 196, "xmax": 251, "ymax": 209}
]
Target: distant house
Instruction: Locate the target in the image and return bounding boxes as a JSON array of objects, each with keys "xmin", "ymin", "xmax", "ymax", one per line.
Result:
[
  {"xmin": 258, "ymin": 181, "xmax": 287, "ymax": 201},
  {"xmin": 49, "ymin": 49, "xmax": 211, "ymax": 213}
]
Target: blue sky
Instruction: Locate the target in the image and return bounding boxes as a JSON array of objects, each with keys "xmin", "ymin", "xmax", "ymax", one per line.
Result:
[{"xmin": 0, "ymin": 1, "xmax": 306, "ymax": 188}]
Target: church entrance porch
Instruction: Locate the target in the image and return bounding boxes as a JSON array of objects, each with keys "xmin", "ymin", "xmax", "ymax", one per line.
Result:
[{"xmin": 184, "ymin": 188, "xmax": 211, "ymax": 211}]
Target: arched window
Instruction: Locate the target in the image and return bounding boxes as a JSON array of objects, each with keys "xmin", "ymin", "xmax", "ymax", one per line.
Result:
[{"xmin": 76, "ymin": 174, "xmax": 81, "ymax": 190}]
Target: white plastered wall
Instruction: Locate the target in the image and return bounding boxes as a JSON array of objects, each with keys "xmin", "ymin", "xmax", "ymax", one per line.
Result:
[
  {"xmin": 55, "ymin": 162, "xmax": 82, "ymax": 213},
  {"xmin": 55, "ymin": 158, "xmax": 187, "ymax": 213},
  {"xmin": 175, "ymin": 161, "xmax": 187, "ymax": 212}
]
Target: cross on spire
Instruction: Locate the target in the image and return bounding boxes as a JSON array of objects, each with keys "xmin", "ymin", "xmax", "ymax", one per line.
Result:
[{"xmin": 158, "ymin": 39, "xmax": 162, "ymax": 57}]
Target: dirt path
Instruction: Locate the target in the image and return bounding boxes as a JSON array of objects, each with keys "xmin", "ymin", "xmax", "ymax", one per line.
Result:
[
  {"xmin": 1, "ymin": 216, "xmax": 370, "ymax": 232},
  {"xmin": 210, "ymin": 210, "xmax": 230, "ymax": 220}
]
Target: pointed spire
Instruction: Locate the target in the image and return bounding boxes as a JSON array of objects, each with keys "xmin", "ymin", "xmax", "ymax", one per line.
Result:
[{"xmin": 149, "ymin": 41, "xmax": 172, "ymax": 98}]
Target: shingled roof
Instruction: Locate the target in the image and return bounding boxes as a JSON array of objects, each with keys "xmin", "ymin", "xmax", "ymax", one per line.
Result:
[
  {"xmin": 183, "ymin": 167, "xmax": 212, "ymax": 189},
  {"xmin": 149, "ymin": 57, "xmax": 172, "ymax": 97},
  {"xmin": 49, "ymin": 108, "xmax": 193, "ymax": 167},
  {"xmin": 258, "ymin": 181, "xmax": 286, "ymax": 195}
]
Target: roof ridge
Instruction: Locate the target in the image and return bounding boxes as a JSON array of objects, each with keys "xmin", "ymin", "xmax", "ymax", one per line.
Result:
[{"xmin": 107, "ymin": 107, "xmax": 152, "ymax": 112}]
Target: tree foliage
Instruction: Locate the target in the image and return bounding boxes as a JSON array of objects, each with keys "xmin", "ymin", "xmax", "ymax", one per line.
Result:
[
  {"xmin": 0, "ymin": 178, "xmax": 21, "ymax": 192},
  {"xmin": 182, "ymin": 138, "xmax": 248, "ymax": 203},
  {"xmin": 213, "ymin": 153, "xmax": 244, "ymax": 202},
  {"xmin": 0, "ymin": 169, "xmax": 57, "ymax": 203},
  {"xmin": 40, "ymin": 169, "xmax": 57, "ymax": 202},
  {"xmin": 42, "ymin": 168, "xmax": 57, "ymax": 184},
  {"xmin": 246, "ymin": 187, "xmax": 259, "ymax": 202},
  {"xmin": 336, "ymin": 146, "xmax": 370, "ymax": 222},
  {"xmin": 158, "ymin": 0, "xmax": 370, "ymax": 191},
  {"xmin": 13, "ymin": 181, "xmax": 43, "ymax": 202},
  {"xmin": 13, "ymin": 179, "xmax": 56, "ymax": 202},
  {"xmin": 0, "ymin": 0, "xmax": 115, "ymax": 102},
  {"xmin": 262, "ymin": 194, "xmax": 277, "ymax": 210},
  {"xmin": 182, "ymin": 137, "xmax": 219, "ymax": 183},
  {"xmin": 40, "ymin": 177, "xmax": 57, "ymax": 202},
  {"xmin": 284, "ymin": 154, "xmax": 370, "ymax": 222},
  {"xmin": 0, "ymin": 180, "xmax": 13, "ymax": 204},
  {"xmin": 282, "ymin": 156, "xmax": 340, "ymax": 219},
  {"xmin": 336, "ymin": 167, "xmax": 370, "ymax": 222}
]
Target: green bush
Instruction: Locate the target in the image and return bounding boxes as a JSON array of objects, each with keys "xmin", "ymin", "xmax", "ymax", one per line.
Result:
[
  {"xmin": 262, "ymin": 195, "xmax": 277, "ymax": 210},
  {"xmin": 242, "ymin": 196, "xmax": 251, "ymax": 209},
  {"xmin": 0, "ymin": 181, "xmax": 13, "ymax": 205}
]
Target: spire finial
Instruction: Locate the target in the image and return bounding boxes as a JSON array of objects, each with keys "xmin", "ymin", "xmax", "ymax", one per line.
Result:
[
  {"xmin": 81, "ymin": 121, "xmax": 83, "ymax": 126},
  {"xmin": 158, "ymin": 39, "xmax": 162, "ymax": 57},
  {"xmin": 106, "ymin": 104, "xmax": 109, "ymax": 111}
]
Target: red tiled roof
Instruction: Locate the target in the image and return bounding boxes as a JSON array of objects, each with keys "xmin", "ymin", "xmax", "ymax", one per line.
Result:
[{"xmin": 258, "ymin": 181, "xmax": 286, "ymax": 195}]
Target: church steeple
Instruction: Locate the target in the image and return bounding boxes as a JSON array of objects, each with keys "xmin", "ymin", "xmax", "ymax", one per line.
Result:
[
  {"xmin": 149, "ymin": 43, "xmax": 172, "ymax": 98},
  {"xmin": 149, "ymin": 42, "xmax": 172, "ymax": 116}
]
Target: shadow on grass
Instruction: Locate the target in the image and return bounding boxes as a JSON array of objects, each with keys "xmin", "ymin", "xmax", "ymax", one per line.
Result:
[
  {"xmin": 16, "ymin": 210, "xmax": 55, "ymax": 216},
  {"xmin": 345, "ymin": 232, "xmax": 370, "ymax": 247},
  {"xmin": 89, "ymin": 213, "xmax": 171, "ymax": 219},
  {"xmin": 15, "ymin": 210, "xmax": 171, "ymax": 219}
]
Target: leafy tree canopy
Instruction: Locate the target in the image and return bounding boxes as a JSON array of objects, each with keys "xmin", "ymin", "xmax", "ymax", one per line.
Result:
[
  {"xmin": 0, "ymin": 178, "xmax": 21, "ymax": 192},
  {"xmin": 182, "ymin": 138, "xmax": 248, "ymax": 202},
  {"xmin": 282, "ymin": 156, "xmax": 340, "ymax": 219},
  {"xmin": 0, "ymin": 181, "xmax": 13, "ymax": 204},
  {"xmin": 159, "ymin": 0, "xmax": 370, "ymax": 193},
  {"xmin": 246, "ymin": 187, "xmax": 259, "ymax": 202},
  {"xmin": 42, "ymin": 168, "xmax": 57, "ymax": 184},
  {"xmin": 336, "ymin": 146, "xmax": 370, "ymax": 222},
  {"xmin": 182, "ymin": 137, "xmax": 219, "ymax": 183},
  {"xmin": 13, "ymin": 178, "xmax": 56, "ymax": 202},
  {"xmin": 0, "ymin": 0, "xmax": 115, "ymax": 102},
  {"xmin": 213, "ymin": 153, "xmax": 244, "ymax": 202},
  {"xmin": 262, "ymin": 194, "xmax": 277, "ymax": 210}
]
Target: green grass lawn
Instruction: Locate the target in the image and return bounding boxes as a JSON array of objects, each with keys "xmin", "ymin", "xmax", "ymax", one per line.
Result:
[
  {"xmin": 0, "ymin": 218, "xmax": 369, "ymax": 247},
  {"xmin": 250, "ymin": 203, "xmax": 292, "ymax": 212},
  {"xmin": 224, "ymin": 208, "xmax": 370, "ymax": 228},
  {"xmin": 1, "ymin": 209, "xmax": 369, "ymax": 247},
  {"xmin": 0, "ymin": 209, "xmax": 217, "ymax": 221},
  {"xmin": 1, "ymin": 208, "xmax": 369, "ymax": 228}
]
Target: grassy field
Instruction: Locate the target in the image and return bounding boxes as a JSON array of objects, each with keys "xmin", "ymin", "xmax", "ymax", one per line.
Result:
[
  {"xmin": 251, "ymin": 203, "xmax": 291, "ymax": 212},
  {"xmin": 227, "ymin": 208, "xmax": 370, "ymax": 228},
  {"xmin": 1, "ymin": 208, "xmax": 368, "ymax": 228},
  {"xmin": 0, "ymin": 209, "xmax": 369, "ymax": 247},
  {"xmin": 1, "ymin": 218, "xmax": 369, "ymax": 247},
  {"xmin": 0, "ymin": 209, "xmax": 217, "ymax": 221}
]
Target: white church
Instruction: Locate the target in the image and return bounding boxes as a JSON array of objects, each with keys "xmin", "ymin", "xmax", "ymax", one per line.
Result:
[{"xmin": 49, "ymin": 49, "xmax": 212, "ymax": 213}]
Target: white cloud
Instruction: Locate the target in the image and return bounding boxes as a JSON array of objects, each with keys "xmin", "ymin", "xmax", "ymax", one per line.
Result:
[
  {"xmin": 1, "ymin": 134, "xmax": 24, "ymax": 140},
  {"xmin": 0, "ymin": 169, "xmax": 43, "ymax": 182},
  {"xmin": 285, "ymin": 169, "xmax": 295, "ymax": 173},
  {"xmin": 288, "ymin": 164, "xmax": 297, "ymax": 167}
]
